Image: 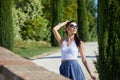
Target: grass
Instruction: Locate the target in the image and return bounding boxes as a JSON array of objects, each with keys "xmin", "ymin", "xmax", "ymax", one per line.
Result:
[
  {"xmin": 13, "ymin": 40, "xmax": 60, "ymax": 58},
  {"xmin": 13, "ymin": 47, "xmax": 59, "ymax": 58}
]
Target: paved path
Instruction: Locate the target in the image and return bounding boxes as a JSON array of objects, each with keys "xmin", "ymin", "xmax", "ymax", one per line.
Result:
[{"xmin": 31, "ymin": 42, "xmax": 99, "ymax": 80}]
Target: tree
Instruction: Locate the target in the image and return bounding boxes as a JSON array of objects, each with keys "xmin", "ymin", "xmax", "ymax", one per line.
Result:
[
  {"xmin": 41, "ymin": 0, "xmax": 52, "ymax": 21},
  {"xmin": 51, "ymin": 0, "xmax": 63, "ymax": 46},
  {"xmin": 97, "ymin": 0, "xmax": 120, "ymax": 79},
  {"xmin": 77, "ymin": 0, "xmax": 89, "ymax": 41},
  {"xmin": 14, "ymin": 0, "xmax": 49, "ymax": 41},
  {"xmin": 0, "ymin": 0, "xmax": 14, "ymax": 51},
  {"xmin": 42, "ymin": 0, "xmax": 97, "ymax": 43},
  {"xmin": 85, "ymin": 0, "xmax": 97, "ymax": 41},
  {"xmin": 63, "ymin": 0, "xmax": 77, "ymax": 21}
]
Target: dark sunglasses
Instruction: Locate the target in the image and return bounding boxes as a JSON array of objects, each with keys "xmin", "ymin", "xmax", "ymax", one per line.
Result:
[{"xmin": 69, "ymin": 24, "xmax": 78, "ymax": 28}]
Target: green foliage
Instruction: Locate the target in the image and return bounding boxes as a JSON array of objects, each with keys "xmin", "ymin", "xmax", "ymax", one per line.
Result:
[
  {"xmin": 13, "ymin": 0, "xmax": 97, "ymax": 47},
  {"xmin": 51, "ymin": 0, "xmax": 63, "ymax": 46},
  {"xmin": 0, "ymin": 0, "xmax": 14, "ymax": 51},
  {"xmin": 13, "ymin": 0, "xmax": 49, "ymax": 41},
  {"xmin": 63, "ymin": 0, "xmax": 77, "ymax": 21},
  {"xmin": 15, "ymin": 0, "xmax": 43, "ymax": 19},
  {"xmin": 77, "ymin": 0, "xmax": 89, "ymax": 41},
  {"xmin": 41, "ymin": 0, "xmax": 52, "ymax": 21},
  {"xmin": 41, "ymin": 0, "xmax": 97, "ymax": 42},
  {"xmin": 20, "ymin": 17, "xmax": 50, "ymax": 41},
  {"xmin": 97, "ymin": 0, "xmax": 120, "ymax": 79},
  {"xmin": 86, "ymin": 0, "xmax": 97, "ymax": 17},
  {"xmin": 86, "ymin": 0, "xmax": 97, "ymax": 41}
]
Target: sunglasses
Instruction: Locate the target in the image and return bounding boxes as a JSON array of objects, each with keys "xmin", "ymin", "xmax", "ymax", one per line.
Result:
[{"xmin": 68, "ymin": 24, "xmax": 78, "ymax": 28}]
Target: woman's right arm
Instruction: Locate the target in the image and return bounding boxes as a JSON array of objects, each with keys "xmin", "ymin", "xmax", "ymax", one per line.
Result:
[{"xmin": 52, "ymin": 21, "xmax": 68, "ymax": 45}]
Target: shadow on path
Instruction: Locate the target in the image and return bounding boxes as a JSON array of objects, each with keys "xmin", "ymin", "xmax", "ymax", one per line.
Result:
[{"xmin": 26, "ymin": 56, "xmax": 97, "ymax": 60}]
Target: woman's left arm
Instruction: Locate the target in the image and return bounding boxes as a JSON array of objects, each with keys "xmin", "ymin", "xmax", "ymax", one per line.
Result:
[{"xmin": 78, "ymin": 41, "xmax": 96, "ymax": 80}]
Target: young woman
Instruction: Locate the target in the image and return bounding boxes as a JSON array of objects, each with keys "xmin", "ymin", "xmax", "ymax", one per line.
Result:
[{"xmin": 52, "ymin": 20, "xmax": 96, "ymax": 80}]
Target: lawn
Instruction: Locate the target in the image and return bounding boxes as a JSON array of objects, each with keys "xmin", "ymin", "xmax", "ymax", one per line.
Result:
[
  {"xmin": 13, "ymin": 47, "xmax": 60, "ymax": 58},
  {"xmin": 13, "ymin": 40, "xmax": 60, "ymax": 58}
]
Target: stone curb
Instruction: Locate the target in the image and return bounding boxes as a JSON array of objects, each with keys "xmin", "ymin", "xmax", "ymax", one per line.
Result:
[{"xmin": 0, "ymin": 47, "xmax": 69, "ymax": 80}]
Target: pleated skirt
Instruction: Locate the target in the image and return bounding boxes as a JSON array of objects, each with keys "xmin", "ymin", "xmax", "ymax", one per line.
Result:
[{"xmin": 59, "ymin": 60, "xmax": 85, "ymax": 80}]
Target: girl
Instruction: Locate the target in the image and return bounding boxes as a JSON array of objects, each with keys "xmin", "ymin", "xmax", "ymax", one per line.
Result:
[{"xmin": 53, "ymin": 20, "xmax": 96, "ymax": 80}]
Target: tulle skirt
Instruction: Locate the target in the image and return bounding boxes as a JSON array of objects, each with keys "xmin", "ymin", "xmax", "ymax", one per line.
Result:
[{"xmin": 59, "ymin": 60, "xmax": 85, "ymax": 80}]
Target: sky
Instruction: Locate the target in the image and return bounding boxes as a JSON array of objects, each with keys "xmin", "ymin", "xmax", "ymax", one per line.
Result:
[
  {"xmin": 94, "ymin": 0, "xmax": 98, "ymax": 5},
  {"xmin": 94, "ymin": 0, "xmax": 98, "ymax": 16}
]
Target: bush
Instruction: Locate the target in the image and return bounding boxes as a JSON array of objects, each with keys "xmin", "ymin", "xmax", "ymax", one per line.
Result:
[
  {"xmin": 20, "ymin": 17, "xmax": 50, "ymax": 41},
  {"xmin": 13, "ymin": 0, "xmax": 50, "ymax": 41}
]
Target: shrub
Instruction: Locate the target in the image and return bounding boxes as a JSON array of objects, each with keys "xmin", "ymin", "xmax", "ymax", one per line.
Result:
[{"xmin": 20, "ymin": 17, "xmax": 50, "ymax": 41}]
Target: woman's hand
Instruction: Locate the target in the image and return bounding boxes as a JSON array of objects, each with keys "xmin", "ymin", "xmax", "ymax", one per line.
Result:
[
  {"xmin": 64, "ymin": 20, "xmax": 69, "ymax": 25},
  {"xmin": 90, "ymin": 73, "xmax": 96, "ymax": 80},
  {"xmin": 59, "ymin": 20, "xmax": 69, "ymax": 27}
]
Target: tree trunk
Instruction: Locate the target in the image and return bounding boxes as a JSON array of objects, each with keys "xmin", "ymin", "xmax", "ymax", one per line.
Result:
[
  {"xmin": 0, "ymin": 0, "xmax": 14, "ymax": 51},
  {"xmin": 97, "ymin": 0, "xmax": 120, "ymax": 80}
]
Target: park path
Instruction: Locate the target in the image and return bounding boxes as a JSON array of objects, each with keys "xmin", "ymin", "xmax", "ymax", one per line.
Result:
[{"xmin": 31, "ymin": 42, "xmax": 99, "ymax": 80}]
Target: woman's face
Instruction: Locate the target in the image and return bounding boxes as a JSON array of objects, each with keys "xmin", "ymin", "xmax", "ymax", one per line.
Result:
[{"xmin": 66, "ymin": 22, "xmax": 78, "ymax": 35}]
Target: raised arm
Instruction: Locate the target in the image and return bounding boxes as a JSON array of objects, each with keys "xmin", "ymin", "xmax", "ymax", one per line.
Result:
[
  {"xmin": 52, "ymin": 21, "xmax": 68, "ymax": 45},
  {"xmin": 78, "ymin": 41, "xmax": 96, "ymax": 80}
]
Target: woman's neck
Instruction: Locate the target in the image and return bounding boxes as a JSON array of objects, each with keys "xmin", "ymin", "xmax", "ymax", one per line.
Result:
[{"xmin": 67, "ymin": 35, "xmax": 75, "ymax": 41}]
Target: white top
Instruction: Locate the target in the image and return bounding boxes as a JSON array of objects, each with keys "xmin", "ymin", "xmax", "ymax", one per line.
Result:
[{"xmin": 61, "ymin": 39, "xmax": 79, "ymax": 60}]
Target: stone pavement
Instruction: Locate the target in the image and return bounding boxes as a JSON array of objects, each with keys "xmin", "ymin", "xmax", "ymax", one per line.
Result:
[{"xmin": 31, "ymin": 42, "xmax": 99, "ymax": 80}]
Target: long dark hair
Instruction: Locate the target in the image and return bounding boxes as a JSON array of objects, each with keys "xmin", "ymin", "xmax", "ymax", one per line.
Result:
[{"xmin": 65, "ymin": 21, "xmax": 82, "ymax": 47}]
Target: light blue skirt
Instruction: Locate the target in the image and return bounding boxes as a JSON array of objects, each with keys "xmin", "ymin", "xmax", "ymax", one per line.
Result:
[{"xmin": 59, "ymin": 60, "xmax": 85, "ymax": 80}]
